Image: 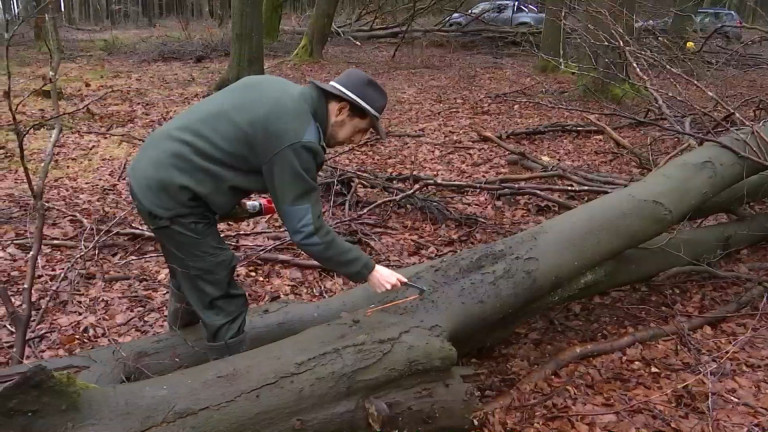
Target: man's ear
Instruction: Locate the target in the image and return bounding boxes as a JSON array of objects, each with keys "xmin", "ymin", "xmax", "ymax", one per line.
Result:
[{"xmin": 336, "ymin": 101, "xmax": 351, "ymax": 119}]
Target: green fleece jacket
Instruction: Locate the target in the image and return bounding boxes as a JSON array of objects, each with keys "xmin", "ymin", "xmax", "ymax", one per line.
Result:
[{"xmin": 127, "ymin": 75, "xmax": 375, "ymax": 282}]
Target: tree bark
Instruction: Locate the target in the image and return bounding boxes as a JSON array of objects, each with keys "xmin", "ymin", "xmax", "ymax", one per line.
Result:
[
  {"xmin": 3, "ymin": 208, "xmax": 766, "ymax": 385},
  {"xmin": 690, "ymin": 171, "xmax": 768, "ymax": 218},
  {"xmin": 536, "ymin": 0, "xmax": 566, "ymax": 72},
  {"xmin": 263, "ymin": 0, "xmax": 282, "ymax": 43},
  {"xmin": 3, "ymin": 125, "xmax": 768, "ymax": 431},
  {"xmin": 669, "ymin": 0, "xmax": 700, "ymax": 40},
  {"xmin": 212, "ymin": 0, "xmax": 263, "ymax": 91},
  {"xmin": 216, "ymin": 0, "xmax": 228, "ymax": 26},
  {"xmin": 4, "ymin": 318, "xmax": 477, "ymax": 432},
  {"xmin": 291, "ymin": 0, "xmax": 341, "ymax": 60},
  {"xmin": 579, "ymin": 0, "xmax": 636, "ymax": 100}
]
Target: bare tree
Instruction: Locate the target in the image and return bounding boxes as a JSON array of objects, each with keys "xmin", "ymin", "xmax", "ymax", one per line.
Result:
[
  {"xmin": 263, "ymin": 0, "xmax": 282, "ymax": 43},
  {"xmin": 2, "ymin": 2, "xmax": 63, "ymax": 366},
  {"xmin": 292, "ymin": 0, "xmax": 341, "ymax": 60},
  {"xmin": 213, "ymin": 0, "xmax": 263, "ymax": 90},
  {"xmin": 536, "ymin": 0, "xmax": 566, "ymax": 72}
]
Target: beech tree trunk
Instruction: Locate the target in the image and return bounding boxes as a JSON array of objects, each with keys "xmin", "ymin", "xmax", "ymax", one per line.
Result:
[
  {"xmin": 263, "ymin": 0, "xmax": 282, "ymax": 43},
  {"xmin": 669, "ymin": 0, "xmax": 700, "ymax": 39},
  {"xmin": 536, "ymin": 0, "xmax": 566, "ymax": 72},
  {"xmin": 212, "ymin": 0, "xmax": 263, "ymax": 90},
  {"xmin": 579, "ymin": 0, "xmax": 636, "ymax": 99},
  {"xmin": 291, "ymin": 0, "xmax": 340, "ymax": 60},
  {"xmin": 216, "ymin": 0, "xmax": 228, "ymax": 26},
  {"xmin": 3, "ymin": 124, "xmax": 768, "ymax": 432}
]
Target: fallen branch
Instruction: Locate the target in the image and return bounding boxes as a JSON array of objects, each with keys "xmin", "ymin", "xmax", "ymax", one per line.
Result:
[
  {"xmin": 496, "ymin": 119, "xmax": 645, "ymax": 138},
  {"xmin": 584, "ymin": 114, "xmax": 652, "ymax": 169},
  {"xmin": 256, "ymin": 253, "xmax": 323, "ymax": 269},
  {"xmin": 487, "ymin": 282, "xmax": 767, "ymax": 411}
]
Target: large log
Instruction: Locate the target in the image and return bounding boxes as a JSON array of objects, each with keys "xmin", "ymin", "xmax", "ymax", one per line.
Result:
[
  {"xmin": 4, "ymin": 210, "xmax": 766, "ymax": 387},
  {"xmin": 691, "ymin": 171, "xmax": 768, "ymax": 218},
  {"xmin": 4, "ymin": 315, "xmax": 477, "ymax": 432},
  {"xmin": 3, "ymin": 128, "xmax": 768, "ymax": 430}
]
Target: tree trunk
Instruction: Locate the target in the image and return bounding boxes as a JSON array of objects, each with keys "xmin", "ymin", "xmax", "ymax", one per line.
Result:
[
  {"xmin": 130, "ymin": 0, "xmax": 138, "ymax": 24},
  {"xmin": 217, "ymin": 0, "xmax": 228, "ymax": 26},
  {"xmin": 669, "ymin": 0, "xmax": 700, "ymax": 40},
  {"xmin": 579, "ymin": 0, "xmax": 636, "ymax": 100},
  {"xmin": 212, "ymin": 0, "xmax": 263, "ymax": 91},
  {"xmin": 3, "ymin": 202, "xmax": 766, "ymax": 386},
  {"xmin": 536, "ymin": 0, "xmax": 565, "ymax": 72},
  {"xmin": 758, "ymin": 0, "xmax": 768, "ymax": 24},
  {"xmin": 145, "ymin": 0, "xmax": 153, "ymax": 25},
  {"xmin": 291, "ymin": 0, "xmax": 340, "ymax": 60},
  {"xmin": 263, "ymin": 0, "xmax": 282, "ymax": 43},
  {"xmin": 196, "ymin": 0, "xmax": 208, "ymax": 19},
  {"xmin": 3, "ymin": 125, "xmax": 768, "ymax": 431},
  {"xmin": 33, "ymin": 0, "xmax": 46, "ymax": 43},
  {"xmin": 64, "ymin": 0, "xmax": 74, "ymax": 24},
  {"xmin": 2, "ymin": 0, "xmax": 14, "ymax": 22}
]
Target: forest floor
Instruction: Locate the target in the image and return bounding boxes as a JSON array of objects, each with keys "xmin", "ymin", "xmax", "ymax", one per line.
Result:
[{"xmin": 2, "ymin": 20, "xmax": 768, "ymax": 432}]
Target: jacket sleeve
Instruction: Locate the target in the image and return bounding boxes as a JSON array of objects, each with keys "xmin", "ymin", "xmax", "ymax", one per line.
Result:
[{"xmin": 262, "ymin": 140, "xmax": 376, "ymax": 283}]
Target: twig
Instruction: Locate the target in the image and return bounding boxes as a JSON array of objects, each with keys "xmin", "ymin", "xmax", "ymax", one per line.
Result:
[
  {"xmin": 499, "ymin": 283, "xmax": 767, "ymax": 413},
  {"xmin": 255, "ymin": 253, "xmax": 322, "ymax": 269},
  {"xmin": 73, "ymin": 129, "xmax": 144, "ymax": 143},
  {"xmin": 584, "ymin": 114, "xmax": 651, "ymax": 168},
  {"xmin": 117, "ymin": 253, "xmax": 163, "ymax": 265}
]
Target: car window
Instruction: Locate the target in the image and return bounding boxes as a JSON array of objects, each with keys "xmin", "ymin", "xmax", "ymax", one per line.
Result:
[
  {"xmin": 516, "ymin": 4, "xmax": 531, "ymax": 13},
  {"xmin": 469, "ymin": 3, "xmax": 492, "ymax": 14},
  {"xmin": 493, "ymin": 3, "xmax": 509, "ymax": 13}
]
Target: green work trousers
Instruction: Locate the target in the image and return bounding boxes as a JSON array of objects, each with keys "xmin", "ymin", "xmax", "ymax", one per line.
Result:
[{"xmin": 129, "ymin": 188, "xmax": 248, "ymax": 344}]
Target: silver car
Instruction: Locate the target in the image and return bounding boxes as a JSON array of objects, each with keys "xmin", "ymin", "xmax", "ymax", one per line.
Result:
[{"xmin": 444, "ymin": 1, "xmax": 545, "ymax": 28}]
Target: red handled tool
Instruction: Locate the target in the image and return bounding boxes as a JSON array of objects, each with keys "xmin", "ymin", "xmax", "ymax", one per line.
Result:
[
  {"xmin": 365, "ymin": 281, "xmax": 428, "ymax": 316},
  {"xmin": 244, "ymin": 197, "xmax": 276, "ymax": 216}
]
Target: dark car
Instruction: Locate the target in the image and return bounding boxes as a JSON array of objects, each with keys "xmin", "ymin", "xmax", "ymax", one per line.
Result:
[
  {"xmin": 442, "ymin": 1, "xmax": 545, "ymax": 29},
  {"xmin": 636, "ymin": 7, "xmax": 743, "ymax": 41}
]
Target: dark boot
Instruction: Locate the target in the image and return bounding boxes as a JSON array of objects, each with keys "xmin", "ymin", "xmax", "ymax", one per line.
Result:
[
  {"xmin": 205, "ymin": 331, "xmax": 247, "ymax": 360},
  {"xmin": 167, "ymin": 284, "xmax": 201, "ymax": 331}
]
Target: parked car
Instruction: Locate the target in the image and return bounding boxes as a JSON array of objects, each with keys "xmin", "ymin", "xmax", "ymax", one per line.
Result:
[
  {"xmin": 636, "ymin": 7, "xmax": 743, "ymax": 41},
  {"xmin": 442, "ymin": 1, "xmax": 545, "ymax": 29}
]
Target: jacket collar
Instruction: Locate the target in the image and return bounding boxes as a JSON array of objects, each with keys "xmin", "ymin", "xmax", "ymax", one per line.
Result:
[{"xmin": 301, "ymin": 84, "xmax": 329, "ymax": 141}]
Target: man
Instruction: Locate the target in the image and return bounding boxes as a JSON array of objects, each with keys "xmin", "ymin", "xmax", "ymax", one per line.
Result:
[{"xmin": 127, "ymin": 68, "xmax": 408, "ymax": 360}]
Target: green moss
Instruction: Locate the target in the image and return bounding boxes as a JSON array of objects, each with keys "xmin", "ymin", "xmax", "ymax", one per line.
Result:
[
  {"xmin": 291, "ymin": 34, "xmax": 313, "ymax": 61},
  {"xmin": 576, "ymin": 75, "xmax": 648, "ymax": 104},
  {"xmin": 0, "ymin": 366, "xmax": 97, "ymax": 417},
  {"xmin": 534, "ymin": 58, "xmax": 561, "ymax": 74},
  {"xmin": 96, "ymin": 35, "xmax": 124, "ymax": 54}
]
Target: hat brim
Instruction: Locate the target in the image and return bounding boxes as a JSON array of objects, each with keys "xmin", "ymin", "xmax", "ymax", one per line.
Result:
[{"xmin": 311, "ymin": 81, "xmax": 386, "ymax": 139}]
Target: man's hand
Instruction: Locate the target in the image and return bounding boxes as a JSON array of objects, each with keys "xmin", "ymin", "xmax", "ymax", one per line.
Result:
[{"xmin": 367, "ymin": 264, "xmax": 408, "ymax": 293}]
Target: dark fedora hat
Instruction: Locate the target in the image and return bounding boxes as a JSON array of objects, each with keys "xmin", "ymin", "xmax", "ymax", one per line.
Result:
[{"xmin": 310, "ymin": 68, "xmax": 388, "ymax": 139}]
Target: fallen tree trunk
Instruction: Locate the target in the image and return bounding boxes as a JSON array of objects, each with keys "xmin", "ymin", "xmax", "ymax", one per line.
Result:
[
  {"xmin": 3, "ymin": 127, "xmax": 768, "ymax": 431},
  {"xmin": 4, "ymin": 316, "xmax": 477, "ymax": 432},
  {"xmin": 5, "ymin": 210, "xmax": 766, "ymax": 387},
  {"xmin": 690, "ymin": 171, "xmax": 768, "ymax": 218}
]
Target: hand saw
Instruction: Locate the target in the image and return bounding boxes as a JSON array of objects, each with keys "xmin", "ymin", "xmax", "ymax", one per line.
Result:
[{"xmin": 365, "ymin": 281, "xmax": 428, "ymax": 316}]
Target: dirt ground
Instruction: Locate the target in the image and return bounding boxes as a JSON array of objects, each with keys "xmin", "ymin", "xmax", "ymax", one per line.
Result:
[{"xmin": 1, "ymin": 21, "xmax": 767, "ymax": 431}]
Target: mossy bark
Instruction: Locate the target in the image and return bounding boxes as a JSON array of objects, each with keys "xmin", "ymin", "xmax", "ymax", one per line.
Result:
[
  {"xmin": 291, "ymin": 0, "xmax": 340, "ymax": 60},
  {"xmin": 262, "ymin": 0, "xmax": 283, "ymax": 43},
  {"xmin": 579, "ymin": 0, "xmax": 637, "ymax": 100},
  {"xmin": 213, "ymin": 0, "xmax": 263, "ymax": 91}
]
